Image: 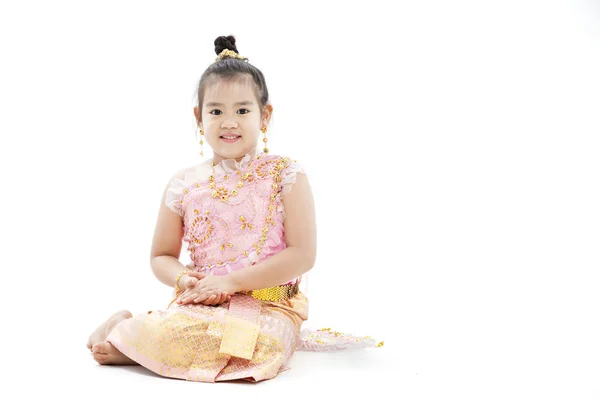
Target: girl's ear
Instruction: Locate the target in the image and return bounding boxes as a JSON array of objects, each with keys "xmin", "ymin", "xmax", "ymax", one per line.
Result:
[
  {"xmin": 262, "ymin": 103, "xmax": 273, "ymax": 127},
  {"xmin": 193, "ymin": 106, "xmax": 202, "ymax": 124}
]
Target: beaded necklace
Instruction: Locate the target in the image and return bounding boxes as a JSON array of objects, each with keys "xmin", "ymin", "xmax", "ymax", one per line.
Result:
[{"xmin": 209, "ymin": 154, "xmax": 259, "ymax": 202}]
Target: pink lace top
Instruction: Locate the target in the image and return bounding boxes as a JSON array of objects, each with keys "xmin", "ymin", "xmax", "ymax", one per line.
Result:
[{"xmin": 165, "ymin": 147, "xmax": 305, "ymax": 285}]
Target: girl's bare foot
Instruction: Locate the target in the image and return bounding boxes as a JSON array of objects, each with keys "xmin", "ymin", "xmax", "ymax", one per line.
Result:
[
  {"xmin": 91, "ymin": 342, "xmax": 137, "ymax": 365},
  {"xmin": 87, "ymin": 310, "xmax": 132, "ymax": 350}
]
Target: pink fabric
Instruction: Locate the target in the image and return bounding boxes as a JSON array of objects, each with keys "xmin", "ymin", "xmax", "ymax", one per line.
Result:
[
  {"xmin": 106, "ymin": 293, "xmax": 309, "ymax": 383},
  {"xmin": 166, "ymin": 148, "xmax": 304, "ymax": 284}
]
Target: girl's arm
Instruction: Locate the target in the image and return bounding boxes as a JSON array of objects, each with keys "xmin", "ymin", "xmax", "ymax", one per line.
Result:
[
  {"xmin": 227, "ymin": 172, "xmax": 317, "ymax": 292},
  {"xmin": 149, "ymin": 181, "xmax": 189, "ymax": 291}
]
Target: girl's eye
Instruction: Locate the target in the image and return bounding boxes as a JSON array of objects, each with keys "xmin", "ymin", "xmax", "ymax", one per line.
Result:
[{"xmin": 209, "ymin": 109, "xmax": 249, "ymax": 115}]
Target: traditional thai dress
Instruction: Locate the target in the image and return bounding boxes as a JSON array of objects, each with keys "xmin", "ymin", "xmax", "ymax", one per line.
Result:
[{"xmin": 105, "ymin": 148, "xmax": 381, "ymax": 382}]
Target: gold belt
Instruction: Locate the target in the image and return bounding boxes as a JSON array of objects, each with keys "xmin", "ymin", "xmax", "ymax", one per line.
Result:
[{"xmin": 244, "ymin": 281, "xmax": 299, "ymax": 302}]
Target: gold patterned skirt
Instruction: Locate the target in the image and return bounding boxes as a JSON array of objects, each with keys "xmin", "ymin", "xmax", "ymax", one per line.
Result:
[{"xmin": 105, "ymin": 292, "xmax": 308, "ymax": 382}]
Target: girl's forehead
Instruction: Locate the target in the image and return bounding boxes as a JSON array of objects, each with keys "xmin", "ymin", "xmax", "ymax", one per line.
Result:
[{"xmin": 203, "ymin": 79, "xmax": 256, "ymax": 104}]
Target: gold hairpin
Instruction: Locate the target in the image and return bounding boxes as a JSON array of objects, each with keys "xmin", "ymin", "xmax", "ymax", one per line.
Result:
[{"xmin": 215, "ymin": 49, "xmax": 249, "ymax": 63}]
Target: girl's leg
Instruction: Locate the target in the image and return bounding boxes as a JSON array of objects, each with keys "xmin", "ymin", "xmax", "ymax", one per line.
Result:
[{"xmin": 87, "ymin": 310, "xmax": 138, "ymax": 365}]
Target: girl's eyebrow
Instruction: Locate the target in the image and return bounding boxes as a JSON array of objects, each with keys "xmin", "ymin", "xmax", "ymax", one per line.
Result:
[{"xmin": 205, "ymin": 101, "xmax": 254, "ymax": 107}]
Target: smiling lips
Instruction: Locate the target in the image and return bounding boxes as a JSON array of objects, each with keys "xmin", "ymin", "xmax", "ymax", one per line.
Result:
[{"xmin": 220, "ymin": 133, "xmax": 241, "ymax": 143}]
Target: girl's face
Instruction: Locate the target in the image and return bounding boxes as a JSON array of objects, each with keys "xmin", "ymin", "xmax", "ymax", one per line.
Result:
[{"xmin": 196, "ymin": 79, "xmax": 272, "ymax": 163}]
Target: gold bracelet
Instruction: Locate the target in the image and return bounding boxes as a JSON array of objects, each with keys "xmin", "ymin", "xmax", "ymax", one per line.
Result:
[{"xmin": 174, "ymin": 270, "xmax": 188, "ymax": 295}]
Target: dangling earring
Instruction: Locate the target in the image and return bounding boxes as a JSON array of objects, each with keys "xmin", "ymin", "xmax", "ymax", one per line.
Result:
[
  {"xmin": 199, "ymin": 126, "xmax": 204, "ymax": 157},
  {"xmin": 261, "ymin": 126, "xmax": 269, "ymax": 154}
]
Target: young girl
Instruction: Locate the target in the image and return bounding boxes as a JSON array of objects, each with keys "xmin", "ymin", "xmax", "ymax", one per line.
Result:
[{"xmin": 87, "ymin": 35, "xmax": 381, "ymax": 383}]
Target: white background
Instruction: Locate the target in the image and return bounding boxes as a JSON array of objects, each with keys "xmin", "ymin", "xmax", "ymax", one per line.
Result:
[{"xmin": 1, "ymin": 0, "xmax": 599, "ymax": 399}]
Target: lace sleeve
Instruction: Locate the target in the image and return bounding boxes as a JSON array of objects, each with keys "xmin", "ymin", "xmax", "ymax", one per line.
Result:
[
  {"xmin": 164, "ymin": 166, "xmax": 194, "ymax": 217},
  {"xmin": 279, "ymin": 158, "xmax": 306, "ymax": 197},
  {"xmin": 164, "ymin": 162, "xmax": 212, "ymax": 217},
  {"xmin": 165, "ymin": 176, "xmax": 187, "ymax": 217}
]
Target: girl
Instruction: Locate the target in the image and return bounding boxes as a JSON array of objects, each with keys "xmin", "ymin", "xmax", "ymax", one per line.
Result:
[{"xmin": 87, "ymin": 35, "xmax": 381, "ymax": 383}]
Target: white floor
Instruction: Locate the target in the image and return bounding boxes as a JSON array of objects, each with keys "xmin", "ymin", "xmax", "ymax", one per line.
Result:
[
  {"xmin": 11, "ymin": 340, "xmax": 600, "ymax": 400},
  {"xmin": 72, "ymin": 345, "xmax": 398, "ymax": 399},
  {"xmin": 6, "ymin": 313, "xmax": 600, "ymax": 400}
]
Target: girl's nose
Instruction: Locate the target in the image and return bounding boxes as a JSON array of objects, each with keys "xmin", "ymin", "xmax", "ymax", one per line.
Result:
[{"xmin": 221, "ymin": 120, "xmax": 238, "ymax": 129}]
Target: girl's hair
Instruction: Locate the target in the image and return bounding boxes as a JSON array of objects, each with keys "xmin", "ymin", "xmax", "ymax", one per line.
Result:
[{"xmin": 196, "ymin": 35, "xmax": 269, "ymax": 121}]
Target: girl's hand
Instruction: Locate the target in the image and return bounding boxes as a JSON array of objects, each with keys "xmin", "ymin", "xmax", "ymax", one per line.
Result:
[
  {"xmin": 183, "ymin": 263, "xmax": 223, "ymax": 302},
  {"xmin": 178, "ymin": 269, "xmax": 230, "ymax": 306},
  {"xmin": 177, "ymin": 274, "xmax": 238, "ymax": 306},
  {"xmin": 180, "ymin": 272, "xmax": 202, "ymax": 292}
]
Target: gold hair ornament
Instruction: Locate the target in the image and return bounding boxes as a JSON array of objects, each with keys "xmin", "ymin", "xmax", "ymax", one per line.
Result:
[{"xmin": 215, "ymin": 49, "xmax": 249, "ymax": 63}]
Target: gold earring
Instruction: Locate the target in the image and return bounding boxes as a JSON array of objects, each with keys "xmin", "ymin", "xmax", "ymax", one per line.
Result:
[
  {"xmin": 199, "ymin": 127, "xmax": 204, "ymax": 157},
  {"xmin": 261, "ymin": 126, "xmax": 269, "ymax": 154}
]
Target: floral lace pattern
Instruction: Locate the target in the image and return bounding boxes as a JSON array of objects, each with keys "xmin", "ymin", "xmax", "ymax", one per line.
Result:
[{"xmin": 165, "ymin": 148, "xmax": 304, "ymax": 283}]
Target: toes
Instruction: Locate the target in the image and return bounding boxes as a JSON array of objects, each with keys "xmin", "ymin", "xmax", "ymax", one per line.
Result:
[
  {"xmin": 92, "ymin": 342, "xmax": 110, "ymax": 354},
  {"xmin": 92, "ymin": 343, "xmax": 114, "ymax": 365},
  {"xmin": 93, "ymin": 352, "xmax": 109, "ymax": 365}
]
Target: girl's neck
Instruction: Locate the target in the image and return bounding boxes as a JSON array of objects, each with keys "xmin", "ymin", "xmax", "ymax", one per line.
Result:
[{"xmin": 211, "ymin": 147, "xmax": 258, "ymax": 167}]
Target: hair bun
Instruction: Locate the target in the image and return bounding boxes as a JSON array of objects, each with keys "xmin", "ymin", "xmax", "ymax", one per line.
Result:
[{"xmin": 214, "ymin": 35, "xmax": 239, "ymax": 55}]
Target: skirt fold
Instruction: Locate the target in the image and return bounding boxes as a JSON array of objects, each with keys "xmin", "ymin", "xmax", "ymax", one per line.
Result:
[{"xmin": 105, "ymin": 292, "xmax": 308, "ymax": 382}]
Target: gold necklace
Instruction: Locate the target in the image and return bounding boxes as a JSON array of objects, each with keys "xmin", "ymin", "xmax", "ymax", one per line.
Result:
[{"xmin": 209, "ymin": 156, "xmax": 258, "ymax": 202}]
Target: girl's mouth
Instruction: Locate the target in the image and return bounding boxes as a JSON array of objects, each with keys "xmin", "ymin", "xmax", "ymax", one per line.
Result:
[{"xmin": 220, "ymin": 135, "xmax": 241, "ymax": 143}]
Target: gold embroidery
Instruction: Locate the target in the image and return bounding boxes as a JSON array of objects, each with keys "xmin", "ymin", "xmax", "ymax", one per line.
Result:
[
  {"xmin": 219, "ymin": 314, "xmax": 260, "ymax": 360},
  {"xmin": 191, "ymin": 215, "xmax": 213, "ymax": 244},
  {"xmin": 240, "ymin": 216, "xmax": 253, "ymax": 230},
  {"xmin": 191, "ymin": 156, "xmax": 292, "ymax": 270}
]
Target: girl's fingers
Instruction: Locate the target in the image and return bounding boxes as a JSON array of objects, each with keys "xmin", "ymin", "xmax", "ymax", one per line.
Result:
[
  {"xmin": 179, "ymin": 292, "xmax": 190, "ymax": 302},
  {"xmin": 198, "ymin": 292, "xmax": 215, "ymax": 304},
  {"xmin": 180, "ymin": 286, "xmax": 205, "ymax": 303},
  {"xmin": 208, "ymin": 295, "xmax": 219, "ymax": 305},
  {"xmin": 182, "ymin": 293, "xmax": 202, "ymax": 305},
  {"xmin": 178, "ymin": 286, "xmax": 220, "ymax": 305},
  {"xmin": 213, "ymin": 293, "xmax": 224, "ymax": 305},
  {"xmin": 196, "ymin": 296, "xmax": 209, "ymax": 305},
  {"xmin": 220, "ymin": 292, "xmax": 229, "ymax": 304},
  {"xmin": 178, "ymin": 291, "xmax": 196, "ymax": 304},
  {"xmin": 197, "ymin": 295, "xmax": 213, "ymax": 305}
]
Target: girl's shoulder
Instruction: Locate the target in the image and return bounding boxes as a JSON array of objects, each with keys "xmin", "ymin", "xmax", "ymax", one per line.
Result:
[
  {"xmin": 263, "ymin": 154, "xmax": 307, "ymax": 197},
  {"xmin": 164, "ymin": 160, "xmax": 212, "ymax": 215},
  {"xmin": 258, "ymin": 154, "xmax": 306, "ymax": 176},
  {"xmin": 260, "ymin": 153, "xmax": 303, "ymax": 169}
]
